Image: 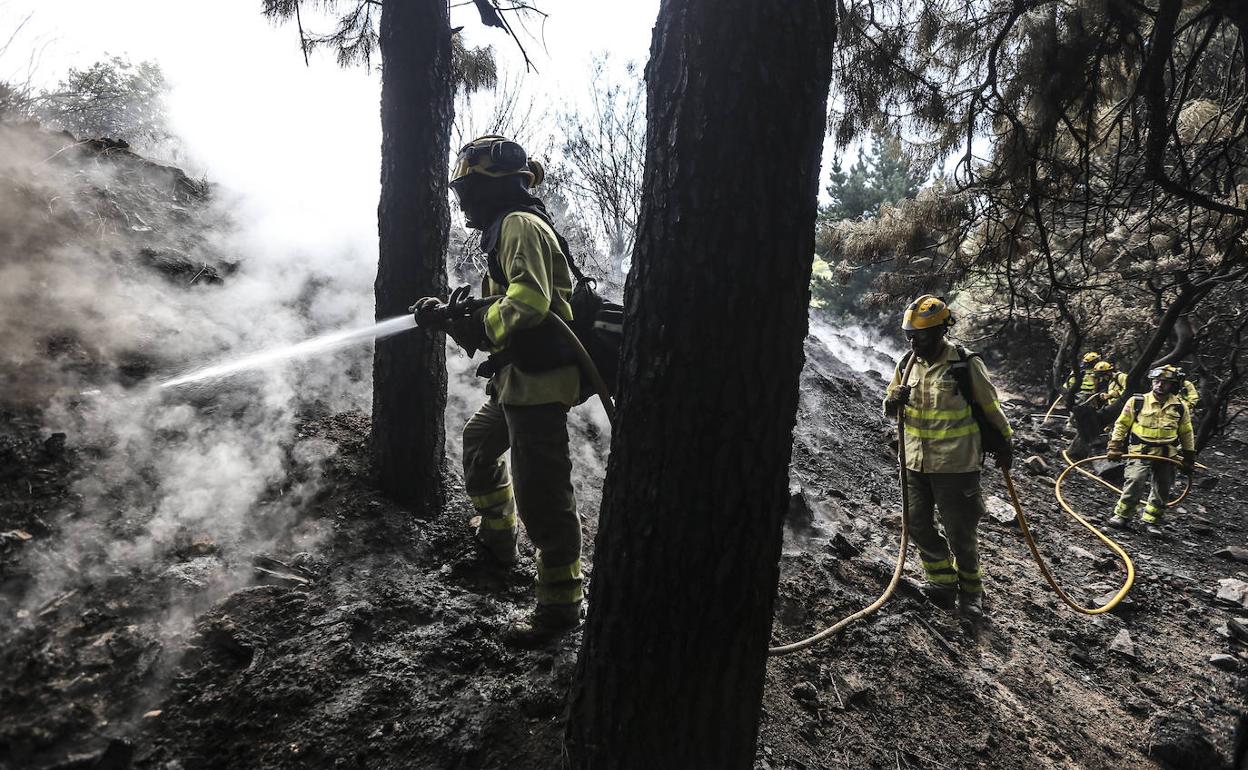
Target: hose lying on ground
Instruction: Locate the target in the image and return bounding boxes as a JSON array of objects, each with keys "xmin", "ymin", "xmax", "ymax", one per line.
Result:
[
  {"xmin": 768, "ymin": 358, "xmax": 915, "ymax": 656},
  {"xmin": 1042, "ymin": 396, "xmax": 1066, "ymax": 424},
  {"xmin": 1059, "ymin": 449, "xmax": 1199, "ymax": 507},
  {"xmin": 768, "ymin": 381, "xmax": 1176, "ymax": 652},
  {"xmin": 1002, "ymin": 456, "xmax": 1143, "ymax": 615}
]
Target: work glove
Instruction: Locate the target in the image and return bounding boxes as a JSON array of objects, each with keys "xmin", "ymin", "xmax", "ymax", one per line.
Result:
[
  {"xmin": 1106, "ymin": 441, "xmax": 1124, "ymax": 462},
  {"xmin": 993, "ymin": 444, "xmax": 1014, "ymax": 471},
  {"xmin": 410, "ymin": 296, "xmax": 450, "ymax": 331},
  {"xmin": 447, "ymin": 310, "xmax": 490, "ymax": 357},
  {"xmin": 884, "ymin": 385, "xmax": 912, "ymax": 413},
  {"xmin": 1181, "ymin": 449, "xmax": 1197, "ymax": 475}
]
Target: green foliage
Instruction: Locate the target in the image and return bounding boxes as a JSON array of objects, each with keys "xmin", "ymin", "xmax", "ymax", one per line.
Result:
[
  {"xmin": 37, "ymin": 57, "xmax": 170, "ymax": 146},
  {"xmin": 823, "ymin": 135, "xmax": 924, "ymax": 222},
  {"xmin": 814, "ymin": 134, "xmax": 928, "ymax": 312}
]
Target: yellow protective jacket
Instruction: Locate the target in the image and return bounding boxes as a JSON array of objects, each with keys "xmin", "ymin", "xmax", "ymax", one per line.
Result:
[
  {"xmin": 883, "ymin": 342, "xmax": 1013, "ymax": 474},
  {"xmin": 478, "ymin": 212, "xmax": 580, "ymax": 407},
  {"xmin": 1105, "ymin": 371, "xmax": 1129, "ymax": 402},
  {"xmin": 1180, "ymin": 379, "xmax": 1200, "ymax": 412},
  {"xmin": 1110, "ymin": 391, "xmax": 1194, "ymax": 458}
]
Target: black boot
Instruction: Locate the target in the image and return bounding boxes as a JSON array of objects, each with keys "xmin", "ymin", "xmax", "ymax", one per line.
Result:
[
  {"xmin": 921, "ymin": 583, "xmax": 957, "ymax": 610},
  {"xmin": 502, "ymin": 603, "xmax": 582, "ymax": 648},
  {"xmin": 959, "ymin": 590, "xmax": 985, "ymax": 620}
]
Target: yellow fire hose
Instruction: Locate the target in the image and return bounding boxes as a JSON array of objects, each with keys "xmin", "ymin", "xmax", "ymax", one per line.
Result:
[
  {"xmin": 769, "ymin": 359, "xmax": 915, "ymax": 655},
  {"xmin": 1059, "ymin": 449, "xmax": 1202, "ymax": 506},
  {"xmin": 768, "ymin": 369, "xmax": 1196, "ymax": 653},
  {"xmin": 1042, "ymin": 396, "xmax": 1065, "ymax": 424}
]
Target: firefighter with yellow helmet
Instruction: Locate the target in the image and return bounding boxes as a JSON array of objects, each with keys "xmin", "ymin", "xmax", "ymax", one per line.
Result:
[
  {"xmin": 1105, "ymin": 364, "xmax": 1197, "ymax": 535},
  {"xmin": 412, "ymin": 135, "xmax": 583, "ymax": 645},
  {"xmin": 883, "ymin": 296, "xmax": 1013, "ymax": 617},
  {"xmin": 1064, "ymin": 351, "xmax": 1103, "ymax": 402}
]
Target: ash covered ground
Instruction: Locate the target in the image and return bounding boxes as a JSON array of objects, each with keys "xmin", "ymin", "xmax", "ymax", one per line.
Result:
[{"xmin": 1, "ymin": 127, "xmax": 1246, "ymax": 770}]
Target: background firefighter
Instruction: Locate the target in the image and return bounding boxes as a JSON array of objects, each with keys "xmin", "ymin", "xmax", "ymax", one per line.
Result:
[
  {"xmin": 1105, "ymin": 365, "xmax": 1198, "ymax": 536},
  {"xmin": 412, "ymin": 135, "xmax": 583, "ymax": 646},
  {"xmin": 883, "ymin": 295, "xmax": 1014, "ymax": 618}
]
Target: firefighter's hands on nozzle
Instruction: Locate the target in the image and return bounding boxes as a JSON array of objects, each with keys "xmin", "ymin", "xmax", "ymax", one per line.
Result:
[
  {"xmin": 994, "ymin": 445, "xmax": 1013, "ymax": 470},
  {"xmin": 411, "ymin": 296, "xmax": 450, "ymax": 330},
  {"xmin": 885, "ymin": 385, "xmax": 912, "ymax": 410}
]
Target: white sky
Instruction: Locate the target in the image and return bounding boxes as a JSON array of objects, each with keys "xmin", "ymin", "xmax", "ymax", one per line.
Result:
[{"xmin": 0, "ymin": 0, "xmax": 660, "ymax": 270}]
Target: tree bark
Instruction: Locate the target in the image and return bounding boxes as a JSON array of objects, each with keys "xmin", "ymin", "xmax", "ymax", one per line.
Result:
[
  {"xmin": 372, "ymin": 0, "xmax": 453, "ymax": 512},
  {"xmin": 566, "ymin": 2, "xmax": 836, "ymax": 767}
]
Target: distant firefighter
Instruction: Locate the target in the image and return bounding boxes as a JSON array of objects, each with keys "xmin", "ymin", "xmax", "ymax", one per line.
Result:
[
  {"xmin": 1105, "ymin": 365, "xmax": 1197, "ymax": 535},
  {"xmin": 883, "ymin": 295, "xmax": 1013, "ymax": 618}
]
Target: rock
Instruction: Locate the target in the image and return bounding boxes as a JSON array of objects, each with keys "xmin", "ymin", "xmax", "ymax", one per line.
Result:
[
  {"xmin": 1228, "ymin": 618, "xmax": 1248, "ymax": 643},
  {"xmin": 0, "ymin": 529, "xmax": 33, "ymax": 545},
  {"xmin": 1067, "ymin": 545, "xmax": 1098, "ymax": 561},
  {"xmin": 1146, "ymin": 713, "xmax": 1221, "ymax": 770},
  {"xmin": 791, "ymin": 681, "xmax": 819, "ymax": 708},
  {"xmin": 1109, "ymin": 629, "xmax": 1136, "ymax": 658},
  {"xmin": 827, "ymin": 531, "xmax": 862, "ymax": 558},
  {"xmin": 1209, "ymin": 653, "xmax": 1238, "ymax": 672},
  {"xmin": 1095, "ymin": 589, "xmax": 1136, "ymax": 611},
  {"xmin": 1187, "ymin": 516, "xmax": 1214, "ymax": 536},
  {"xmin": 43, "ymin": 432, "xmax": 66, "ymax": 458},
  {"xmin": 1214, "ymin": 546, "xmax": 1248, "ymax": 564},
  {"xmin": 786, "ymin": 488, "xmax": 817, "ymax": 533},
  {"xmin": 162, "ymin": 556, "xmax": 224, "ymax": 590},
  {"xmin": 1197, "ymin": 476, "xmax": 1219, "ymax": 490},
  {"xmin": 985, "ymin": 495, "xmax": 1016, "ymax": 525},
  {"xmin": 1215, "ymin": 578, "xmax": 1248, "ymax": 608},
  {"xmin": 1023, "ymin": 455, "xmax": 1050, "ymax": 475}
]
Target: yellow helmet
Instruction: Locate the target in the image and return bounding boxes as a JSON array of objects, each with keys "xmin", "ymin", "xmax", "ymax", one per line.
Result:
[
  {"xmin": 901, "ymin": 295, "xmax": 953, "ymax": 331},
  {"xmin": 1082, "ymin": 351, "xmax": 1102, "ymax": 365},
  {"xmin": 1093, "ymin": 361, "xmax": 1114, "ymax": 373},
  {"xmin": 1148, "ymin": 364, "xmax": 1183, "ymax": 382},
  {"xmin": 450, "ymin": 135, "xmax": 544, "ymax": 188}
]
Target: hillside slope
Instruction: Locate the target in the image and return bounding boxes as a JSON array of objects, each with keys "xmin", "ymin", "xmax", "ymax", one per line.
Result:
[{"xmin": 0, "ymin": 129, "xmax": 1245, "ymax": 770}]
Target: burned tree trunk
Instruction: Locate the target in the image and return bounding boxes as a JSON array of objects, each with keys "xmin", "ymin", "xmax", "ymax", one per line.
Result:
[
  {"xmin": 566, "ymin": 2, "xmax": 836, "ymax": 767},
  {"xmin": 372, "ymin": 0, "xmax": 453, "ymax": 512}
]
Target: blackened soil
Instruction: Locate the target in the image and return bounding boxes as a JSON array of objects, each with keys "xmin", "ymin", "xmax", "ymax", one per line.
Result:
[
  {"xmin": 2, "ymin": 336, "xmax": 1246, "ymax": 770},
  {"xmin": 761, "ymin": 341, "xmax": 1248, "ymax": 770}
]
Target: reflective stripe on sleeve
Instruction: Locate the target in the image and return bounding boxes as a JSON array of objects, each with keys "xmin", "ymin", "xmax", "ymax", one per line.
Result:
[
  {"xmin": 505, "ymin": 282, "xmax": 550, "ymax": 314},
  {"xmin": 485, "ymin": 301, "xmax": 507, "ymax": 345}
]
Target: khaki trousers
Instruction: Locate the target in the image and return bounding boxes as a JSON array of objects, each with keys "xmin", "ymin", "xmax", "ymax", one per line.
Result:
[
  {"xmin": 462, "ymin": 397, "xmax": 583, "ymax": 606},
  {"xmin": 904, "ymin": 470, "xmax": 986, "ymax": 593}
]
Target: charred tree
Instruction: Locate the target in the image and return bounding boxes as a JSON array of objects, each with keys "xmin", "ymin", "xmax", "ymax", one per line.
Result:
[
  {"xmin": 372, "ymin": 0, "xmax": 453, "ymax": 510},
  {"xmin": 566, "ymin": 2, "xmax": 836, "ymax": 767}
]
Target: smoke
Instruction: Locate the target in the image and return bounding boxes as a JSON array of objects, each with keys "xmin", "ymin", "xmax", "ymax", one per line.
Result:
[
  {"xmin": 0, "ymin": 118, "xmax": 379, "ymax": 631},
  {"xmin": 809, "ymin": 316, "xmax": 904, "ymax": 377}
]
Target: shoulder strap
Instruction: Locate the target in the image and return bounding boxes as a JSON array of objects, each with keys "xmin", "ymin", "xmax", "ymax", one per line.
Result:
[
  {"xmin": 948, "ymin": 345, "xmax": 978, "ymax": 405},
  {"xmin": 482, "ymin": 207, "xmax": 587, "ymax": 287}
]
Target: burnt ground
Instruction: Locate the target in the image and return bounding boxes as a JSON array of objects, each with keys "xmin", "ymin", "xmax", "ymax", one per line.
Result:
[{"xmin": 1, "ymin": 333, "xmax": 1246, "ymax": 770}]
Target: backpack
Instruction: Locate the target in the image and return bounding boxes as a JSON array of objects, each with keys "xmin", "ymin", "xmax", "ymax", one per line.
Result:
[
  {"xmin": 900, "ymin": 345, "xmax": 1011, "ymax": 454},
  {"xmin": 482, "ymin": 210, "xmax": 623, "ymax": 400}
]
